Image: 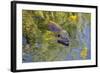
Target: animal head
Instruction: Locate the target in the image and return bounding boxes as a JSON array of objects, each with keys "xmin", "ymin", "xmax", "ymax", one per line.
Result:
[{"xmin": 48, "ymin": 21, "xmax": 70, "ymax": 46}]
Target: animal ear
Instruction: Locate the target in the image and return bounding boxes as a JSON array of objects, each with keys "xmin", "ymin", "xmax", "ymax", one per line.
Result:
[{"xmin": 48, "ymin": 21, "xmax": 62, "ymax": 32}]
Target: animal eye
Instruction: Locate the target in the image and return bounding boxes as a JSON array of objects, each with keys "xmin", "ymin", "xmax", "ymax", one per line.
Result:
[{"xmin": 57, "ymin": 34, "xmax": 60, "ymax": 37}]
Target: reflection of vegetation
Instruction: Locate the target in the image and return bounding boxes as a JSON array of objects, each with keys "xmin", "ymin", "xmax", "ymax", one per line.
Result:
[
  {"xmin": 80, "ymin": 47, "xmax": 88, "ymax": 59},
  {"xmin": 22, "ymin": 10, "xmax": 91, "ymax": 62}
]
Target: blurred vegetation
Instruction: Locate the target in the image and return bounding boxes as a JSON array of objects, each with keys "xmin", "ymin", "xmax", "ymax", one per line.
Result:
[{"xmin": 22, "ymin": 10, "xmax": 91, "ymax": 62}]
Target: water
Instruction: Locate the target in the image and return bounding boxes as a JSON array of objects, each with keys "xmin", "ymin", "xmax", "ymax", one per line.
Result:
[
  {"xmin": 22, "ymin": 53, "xmax": 33, "ymax": 63},
  {"xmin": 65, "ymin": 25, "xmax": 91, "ymax": 60}
]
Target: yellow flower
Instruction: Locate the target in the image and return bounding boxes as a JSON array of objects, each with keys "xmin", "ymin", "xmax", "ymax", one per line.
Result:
[
  {"xmin": 69, "ymin": 15, "xmax": 77, "ymax": 22},
  {"xmin": 80, "ymin": 47, "xmax": 88, "ymax": 59}
]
